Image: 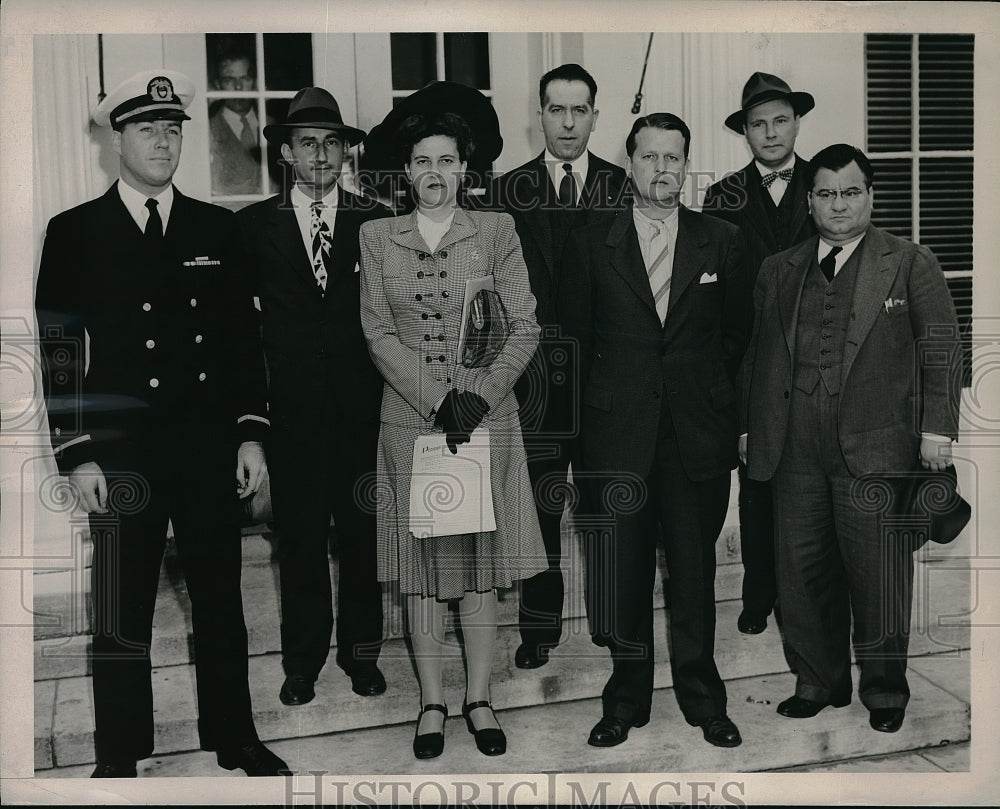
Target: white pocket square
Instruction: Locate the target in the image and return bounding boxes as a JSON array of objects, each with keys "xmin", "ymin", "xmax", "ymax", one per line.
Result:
[
  {"xmin": 354, "ymin": 262, "xmax": 361, "ymax": 273},
  {"xmin": 699, "ymin": 272, "xmax": 718, "ymax": 284}
]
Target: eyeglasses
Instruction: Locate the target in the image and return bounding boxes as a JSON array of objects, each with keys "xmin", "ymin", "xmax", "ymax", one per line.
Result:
[{"xmin": 811, "ymin": 187, "xmax": 867, "ymax": 202}]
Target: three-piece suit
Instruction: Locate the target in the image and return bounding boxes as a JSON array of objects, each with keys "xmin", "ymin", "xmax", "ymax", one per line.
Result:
[
  {"xmin": 237, "ymin": 185, "xmax": 389, "ymax": 682},
  {"xmin": 484, "ymin": 152, "xmax": 626, "ymax": 654},
  {"xmin": 559, "ymin": 203, "xmax": 747, "ymax": 724},
  {"xmin": 36, "ymin": 183, "xmax": 267, "ymax": 761},
  {"xmin": 741, "ymin": 225, "xmax": 961, "ymax": 709},
  {"xmin": 702, "ymin": 156, "xmax": 815, "ymax": 625}
]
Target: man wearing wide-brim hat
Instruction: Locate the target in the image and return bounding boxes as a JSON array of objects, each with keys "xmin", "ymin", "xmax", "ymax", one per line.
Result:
[
  {"xmin": 238, "ymin": 88, "xmax": 391, "ymax": 709},
  {"xmin": 702, "ymin": 72, "xmax": 817, "ymax": 650},
  {"xmin": 35, "ymin": 69, "xmax": 288, "ymax": 777}
]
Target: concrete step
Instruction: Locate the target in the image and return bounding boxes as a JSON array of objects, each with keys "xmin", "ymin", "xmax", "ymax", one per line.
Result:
[
  {"xmin": 35, "ymin": 655, "xmax": 969, "ymax": 777},
  {"xmin": 33, "ymin": 562, "xmax": 970, "ymax": 770},
  {"xmin": 33, "ymin": 525, "xmax": 745, "ymax": 679}
]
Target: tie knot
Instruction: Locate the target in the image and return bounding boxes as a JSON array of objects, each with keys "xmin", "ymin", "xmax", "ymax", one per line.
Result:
[
  {"xmin": 145, "ymin": 198, "xmax": 158, "ymax": 212},
  {"xmin": 761, "ymin": 167, "xmax": 795, "ymax": 189},
  {"xmin": 825, "ymin": 246, "xmax": 843, "ymax": 260},
  {"xmin": 562, "ymin": 162, "xmax": 572, "ymax": 174}
]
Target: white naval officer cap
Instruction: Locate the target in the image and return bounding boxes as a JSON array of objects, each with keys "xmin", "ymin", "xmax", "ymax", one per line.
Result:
[{"xmin": 94, "ymin": 69, "xmax": 195, "ymax": 130}]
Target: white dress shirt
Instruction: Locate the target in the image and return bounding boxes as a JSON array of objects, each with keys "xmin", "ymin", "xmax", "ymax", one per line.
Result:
[
  {"xmin": 756, "ymin": 155, "xmax": 796, "ymax": 206},
  {"xmin": 118, "ymin": 179, "xmax": 174, "ymax": 235},
  {"xmin": 544, "ymin": 149, "xmax": 589, "ymax": 206},
  {"xmin": 290, "ymin": 183, "xmax": 338, "ymax": 256}
]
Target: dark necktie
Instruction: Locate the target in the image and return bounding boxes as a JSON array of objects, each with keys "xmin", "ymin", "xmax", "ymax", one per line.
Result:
[
  {"xmin": 239, "ymin": 114, "xmax": 256, "ymax": 151},
  {"xmin": 820, "ymin": 245, "xmax": 842, "ymax": 283},
  {"xmin": 761, "ymin": 167, "xmax": 794, "ymax": 189},
  {"xmin": 310, "ymin": 202, "xmax": 332, "ymax": 292},
  {"xmin": 558, "ymin": 162, "xmax": 576, "ymax": 206},
  {"xmin": 144, "ymin": 198, "xmax": 163, "ymax": 244}
]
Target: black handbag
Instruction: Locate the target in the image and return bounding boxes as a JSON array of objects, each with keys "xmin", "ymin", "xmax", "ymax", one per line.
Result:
[
  {"xmin": 853, "ymin": 465, "xmax": 971, "ymax": 551},
  {"xmin": 461, "ymin": 287, "xmax": 510, "ymax": 369}
]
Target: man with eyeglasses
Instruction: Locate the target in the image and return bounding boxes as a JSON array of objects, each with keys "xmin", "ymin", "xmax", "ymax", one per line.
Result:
[
  {"xmin": 703, "ymin": 72, "xmax": 817, "ymax": 640},
  {"xmin": 209, "ymin": 48, "xmax": 263, "ymax": 195},
  {"xmin": 739, "ymin": 143, "xmax": 961, "ymax": 735},
  {"xmin": 237, "ymin": 88, "xmax": 390, "ymax": 707}
]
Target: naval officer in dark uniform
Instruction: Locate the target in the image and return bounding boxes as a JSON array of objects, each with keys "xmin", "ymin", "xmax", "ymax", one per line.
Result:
[{"xmin": 35, "ymin": 70, "xmax": 288, "ymax": 778}]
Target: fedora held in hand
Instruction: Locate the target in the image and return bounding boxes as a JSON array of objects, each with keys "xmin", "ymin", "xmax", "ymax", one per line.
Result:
[
  {"xmin": 724, "ymin": 72, "xmax": 815, "ymax": 133},
  {"xmin": 852, "ymin": 465, "xmax": 971, "ymax": 551}
]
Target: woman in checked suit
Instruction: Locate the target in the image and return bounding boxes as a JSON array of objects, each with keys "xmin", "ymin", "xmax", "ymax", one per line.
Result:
[{"xmin": 359, "ymin": 108, "xmax": 545, "ymax": 759}]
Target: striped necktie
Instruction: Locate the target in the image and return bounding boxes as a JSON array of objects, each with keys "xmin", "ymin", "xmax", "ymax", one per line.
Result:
[
  {"xmin": 645, "ymin": 222, "xmax": 672, "ymax": 324},
  {"xmin": 310, "ymin": 201, "xmax": 332, "ymax": 292}
]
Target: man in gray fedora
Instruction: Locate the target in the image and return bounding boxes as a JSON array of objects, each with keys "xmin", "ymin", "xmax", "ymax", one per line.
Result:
[
  {"xmin": 703, "ymin": 72, "xmax": 817, "ymax": 640},
  {"xmin": 237, "ymin": 88, "xmax": 391, "ymax": 706}
]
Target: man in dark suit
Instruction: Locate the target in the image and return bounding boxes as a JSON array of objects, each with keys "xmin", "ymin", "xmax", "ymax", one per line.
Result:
[
  {"xmin": 485, "ymin": 63, "xmax": 626, "ymax": 670},
  {"xmin": 702, "ymin": 72, "xmax": 817, "ymax": 636},
  {"xmin": 237, "ymin": 88, "xmax": 389, "ymax": 707},
  {"xmin": 560, "ymin": 113, "xmax": 746, "ymax": 749},
  {"xmin": 209, "ymin": 49, "xmax": 263, "ymax": 196},
  {"xmin": 740, "ymin": 144, "xmax": 961, "ymax": 733},
  {"xmin": 35, "ymin": 70, "xmax": 287, "ymax": 777}
]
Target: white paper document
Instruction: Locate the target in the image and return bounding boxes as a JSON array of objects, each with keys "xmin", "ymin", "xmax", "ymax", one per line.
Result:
[{"xmin": 409, "ymin": 428, "xmax": 496, "ymax": 538}]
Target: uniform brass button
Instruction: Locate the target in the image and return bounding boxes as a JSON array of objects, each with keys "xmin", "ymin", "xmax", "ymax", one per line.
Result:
[
  {"xmin": 195, "ymin": 334, "xmax": 203, "ymax": 343},
  {"xmin": 145, "ymin": 339, "xmax": 155, "ymax": 349},
  {"xmin": 415, "ymin": 294, "xmax": 423, "ymax": 301},
  {"xmin": 190, "ymin": 298, "xmax": 198, "ymax": 307},
  {"xmin": 142, "ymin": 302, "xmax": 152, "ymax": 312},
  {"xmin": 149, "ymin": 378, "xmax": 159, "ymax": 388},
  {"xmin": 198, "ymin": 372, "xmax": 207, "ymax": 381},
  {"xmin": 421, "ymin": 313, "xmax": 429, "ymax": 320}
]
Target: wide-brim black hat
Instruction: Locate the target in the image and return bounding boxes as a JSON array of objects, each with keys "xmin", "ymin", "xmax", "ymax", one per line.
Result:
[
  {"xmin": 361, "ymin": 81, "xmax": 503, "ymax": 192},
  {"xmin": 263, "ymin": 86, "xmax": 366, "ymax": 145},
  {"xmin": 724, "ymin": 72, "xmax": 815, "ymax": 134}
]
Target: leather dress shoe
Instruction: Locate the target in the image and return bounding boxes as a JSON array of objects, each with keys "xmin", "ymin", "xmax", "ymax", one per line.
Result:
[
  {"xmin": 777, "ymin": 694, "xmax": 850, "ymax": 718},
  {"xmin": 279, "ymin": 674, "xmax": 315, "ymax": 706},
  {"xmin": 690, "ymin": 714, "xmax": 742, "ymax": 748},
  {"xmin": 217, "ymin": 742, "xmax": 291, "ymax": 776},
  {"xmin": 413, "ymin": 703, "xmax": 447, "ymax": 759},
  {"xmin": 463, "ymin": 700, "xmax": 507, "ymax": 756},
  {"xmin": 869, "ymin": 707, "xmax": 905, "ymax": 733},
  {"xmin": 90, "ymin": 759, "xmax": 137, "ymax": 778},
  {"xmin": 737, "ymin": 610, "xmax": 767, "ymax": 635},
  {"xmin": 587, "ymin": 715, "xmax": 648, "ymax": 748},
  {"xmin": 350, "ymin": 666, "xmax": 387, "ymax": 697},
  {"xmin": 514, "ymin": 643, "xmax": 550, "ymax": 670}
]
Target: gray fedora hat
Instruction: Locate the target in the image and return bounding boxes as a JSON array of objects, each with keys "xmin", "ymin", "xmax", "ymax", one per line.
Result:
[
  {"xmin": 263, "ymin": 87, "xmax": 366, "ymax": 145},
  {"xmin": 725, "ymin": 72, "xmax": 815, "ymax": 133}
]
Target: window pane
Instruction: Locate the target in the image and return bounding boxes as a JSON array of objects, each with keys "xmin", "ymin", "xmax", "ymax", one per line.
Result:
[
  {"xmin": 206, "ymin": 33, "xmax": 257, "ymax": 92},
  {"xmin": 265, "ymin": 98, "xmax": 293, "ymax": 193},
  {"xmin": 869, "ymin": 158, "xmax": 913, "ymax": 241},
  {"xmin": 919, "ymin": 157, "xmax": 973, "ymax": 273},
  {"xmin": 918, "ymin": 34, "xmax": 974, "ymax": 151},
  {"xmin": 391, "ymin": 33, "xmax": 437, "ymax": 90},
  {"xmin": 444, "ymin": 33, "xmax": 490, "ymax": 89},
  {"xmin": 865, "ymin": 34, "xmax": 912, "ymax": 153},
  {"xmin": 263, "ymin": 33, "xmax": 313, "ymax": 90},
  {"xmin": 207, "ymin": 98, "xmax": 263, "ymax": 196}
]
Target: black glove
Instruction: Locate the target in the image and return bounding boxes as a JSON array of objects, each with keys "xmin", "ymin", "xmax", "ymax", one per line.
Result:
[{"xmin": 434, "ymin": 390, "xmax": 490, "ymax": 454}]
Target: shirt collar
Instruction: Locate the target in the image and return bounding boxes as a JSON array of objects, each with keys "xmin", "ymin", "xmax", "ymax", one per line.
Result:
[
  {"xmin": 818, "ymin": 230, "xmax": 867, "ymax": 265},
  {"xmin": 632, "ymin": 203, "xmax": 679, "ymax": 236},
  {"xmin": 755, "ymin": 154, "xmax": 796, "ymax": 179},
  {"xmin": 544, "ymin": 149, "xmax": 589, "ymax": 195},
  {"xmin": 290, "ymin": 183, "xmax": 339, "ymax": 211},
  {"xmin": 221, "ymin": 104, "xmax": 257, "ymax": 132},
  {"xmin": 118, "ymin": 178, "xmax": 173, "ymax": 227}
]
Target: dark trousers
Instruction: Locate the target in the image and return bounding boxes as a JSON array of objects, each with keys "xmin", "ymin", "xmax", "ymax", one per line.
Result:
[
  {"xmin": 582, "ymin": 402, "xmax": 730, "ymax": 724},
  {"xmin": 737, "ymin": 465, "xmax": 777, "ymax": 619},
  {"xmin": 772, "ymin": 384, "xmax": 913, "ymax": 709},
  {"xmin": 90, "ymin": 437, "xmax": 257, "ymax": 761},
  {"xmin": 269, "ymin": 420, "xmax": 383, "ymax": 680}
]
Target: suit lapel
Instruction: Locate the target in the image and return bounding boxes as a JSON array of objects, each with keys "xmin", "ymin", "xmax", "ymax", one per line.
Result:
[
  {"xmin": 607, "ymin": 207, "xmax": 658, "ymax": 320},
  {"xmin": 779, "ymin": 237, "xmax": 818, "ymax": 359},
  {"xmin": 664, "ymin": 206, "xmax": 707, "ymax": 320},
  {"xmin": 743, "ymin": 164, "xmax": 777, "ymax": 251},
  {"xmin": 786, "ymin": 156, "xmax": 811, "ymax": 243},
  {"xmin": 520, "ymin": 155, "xmax": 555, "ymax": 276},
  {"xmin": 842, "ymin": 228, "xmax": 900, "ymax": 384},
  {"xmin": 265, "ymin": 193, "xmax": 320, "ymax": 295}
]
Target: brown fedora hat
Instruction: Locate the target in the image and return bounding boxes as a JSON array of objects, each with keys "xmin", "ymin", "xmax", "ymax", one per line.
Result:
[
  {"xmin": 724, "ymin": 72, "xmax": 815, "ymax": 133},
  {"xmin": 263, "ymin": 87, "xmax": 366, "ymax": 145}
]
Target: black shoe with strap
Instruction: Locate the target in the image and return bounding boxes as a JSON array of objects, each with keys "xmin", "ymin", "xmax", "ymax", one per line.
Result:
[
  {"xmin": 463, "ymin": 700, "xmax": 507, "ymax": 756},
  {"xmin": 217, "ymin": 741, "xmax": 291, "ymax": 776},
  {"xmin": 90, "ymin": 759, "xmax": 137, "ymax": 778},
  {"xmin": 413, "ymin": 703, "xmax": 448, "ymax": 759}
]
